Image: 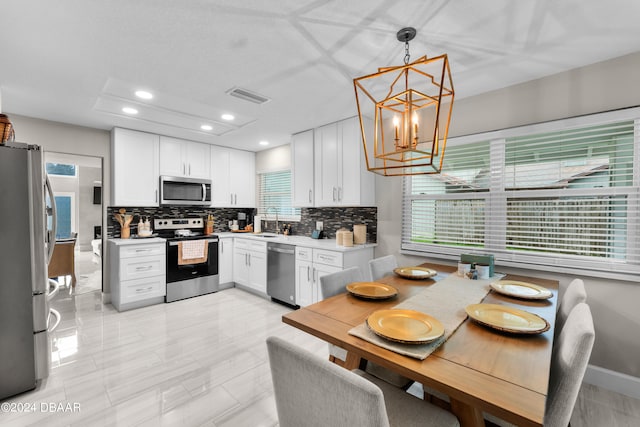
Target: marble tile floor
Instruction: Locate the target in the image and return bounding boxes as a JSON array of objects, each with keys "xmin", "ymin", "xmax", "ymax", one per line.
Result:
[
  {"xmin": 2, "ymin": 287, "xmax": 639, "ymax": 427},
  {"xmin": 2, "ymin": 288, "xmax": 327, "ymax": 427}
]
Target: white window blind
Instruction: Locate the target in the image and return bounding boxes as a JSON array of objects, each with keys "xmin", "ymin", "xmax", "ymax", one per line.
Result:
[
  {"xmin": 402, "ymin": 112, "xmax": 640, "ymax": 276},
  {"xmin": 257, "ymin": 170, "xmax": 301, "ymax": 221}
]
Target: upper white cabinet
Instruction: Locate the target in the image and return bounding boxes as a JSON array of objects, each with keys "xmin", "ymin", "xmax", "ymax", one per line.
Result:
[
  {"xmin": 210, "ymin": 146, "xmax": 256, "ymax": 207},
  {"xmin": 111, "ymin": 128, "xmax": 159, "ymax": 206},
  {"xmin": 159, "ymin": 136, "xmax": 210, "ymax": 179},
  {"xmin": 291, "ymin": 129, "xmax": 314, "ymax": 207},
  {"xmin": 313, "ymin": 117, "xmax": 375, "ymax": 207}
]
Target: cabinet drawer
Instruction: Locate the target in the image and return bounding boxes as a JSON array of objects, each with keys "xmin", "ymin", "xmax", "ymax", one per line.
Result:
[
  {"xmin": 119, "ymin": 243, "xmax": 165, "ymax": 259},
  {"xmin": 121, "ymin": 276, "xmax": 165, "ymax": 304},
  {"xmin": 313, "ymin": 249, "xmax": 343, "ymax": 268},
  {"xmin": 296, "ymin": 246, "xmax": 312, "ymax": 261},
  {"xmin": 120, "ymin": 255, "xmax": 165, "ymax": 281}
]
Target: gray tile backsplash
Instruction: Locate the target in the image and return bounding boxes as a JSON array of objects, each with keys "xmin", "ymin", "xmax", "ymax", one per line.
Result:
[{"xmin": 107, "ymin": 206, "xmax": 377, "ymax": 242}]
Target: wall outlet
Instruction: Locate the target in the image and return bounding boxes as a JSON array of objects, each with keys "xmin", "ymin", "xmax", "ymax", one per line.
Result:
[{"xmin": 316, "ymin": 221, "xmax": 323, "ymax": 231}]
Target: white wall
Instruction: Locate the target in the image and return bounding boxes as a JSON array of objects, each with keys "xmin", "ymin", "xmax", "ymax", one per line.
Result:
[
  {"xmin": 375, "ymin": 52, "xmax": 640, "ymax": 379},
  {"xmin": 255, "ymin": 144, "xmax": 291, "ymax": 173}
]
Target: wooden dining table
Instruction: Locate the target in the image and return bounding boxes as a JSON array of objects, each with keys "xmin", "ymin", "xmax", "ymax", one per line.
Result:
[{"xmin": 282, "ymin": 262, "xmax": 558, "ymax": 427}]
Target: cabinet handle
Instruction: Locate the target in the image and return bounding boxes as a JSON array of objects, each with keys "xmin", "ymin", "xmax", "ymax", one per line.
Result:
[
  {"xmin": 136, "ymin": 286, "xmax": 154, "ymax": 293},
  {"xmin": 221, "ymin": 241, "xmax": 224, "ymax": 253},
  {"xmin": 234, "ymin": 194, "xmax": 237, "ymax": 205},
  {"xmin": 333, "ymin": 187, "xmax": 336, "ymax": 202},
  {"xmin": 338, "ymin": 187, "xmax": 342, "ymax": 201},
  {"xmin": 231, "ymin": 194, "xmax": 234, "ymax": 205},
  {"xmin": 307, "ymin": 265, "xmax": 310, "ymax": 281},
  {"xmin": 248, "ymin": 253, "xmax": 251, "ymax": 267},
  {"xmin": 309, "ymin": 189, "xmax": 312, "ymax": 203},
  {"xmin": 135, "ymin": 265, "xmax": 153, "ymax": 271},
  {"xmin": 135, "ymin": 248, "xmax": 152, "ymax": 253},
  {"xmin": 189, "ymin": 164, "xmax": 191, "ymax": 176},
  {"xmin": 155, "ymin": 190, "xmax": 158, "ymax": 203}
]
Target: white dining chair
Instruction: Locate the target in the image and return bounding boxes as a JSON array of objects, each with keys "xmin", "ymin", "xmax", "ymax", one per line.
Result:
[
  {"xmin": 319, "ymin": 267, "xmax": 413, "ymax": 388},
  {"xmin": 369, "ymin": 254, "xmax": 398, "ymax": 281},
  {"xmin": 555, "ymin": 278, "xmax": 587, "ymax": 337},
  {"xmin": 266, "ymin": 336, "xmax": 460, "ymax": 427},
  {"xmin": 484, "ymin": 302, "xmax": 595, "ymax": 427}
]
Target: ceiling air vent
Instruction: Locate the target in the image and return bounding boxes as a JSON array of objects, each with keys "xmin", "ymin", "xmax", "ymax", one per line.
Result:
[{"xmin": 226, "ymin": 87, "xmax": 271, "ymax": 105}]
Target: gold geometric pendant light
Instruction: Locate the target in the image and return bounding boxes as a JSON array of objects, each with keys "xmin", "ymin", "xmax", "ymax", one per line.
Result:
[{"xmin": 354, "ymin": 27, "xmax": 454, "ymax": 176}]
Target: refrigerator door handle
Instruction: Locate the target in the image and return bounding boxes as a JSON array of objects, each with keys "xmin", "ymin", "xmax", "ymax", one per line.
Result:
[
  {"xmin": 47, "ymin": 278, "xmax": 60, "ymax": 301},
  {"xmin": 48, "ymin": 308, "xmax": 61, "ymax": 333},
  {"xmin": 45, "ymin": 174, "xmax": 57, "ymax": 263}
]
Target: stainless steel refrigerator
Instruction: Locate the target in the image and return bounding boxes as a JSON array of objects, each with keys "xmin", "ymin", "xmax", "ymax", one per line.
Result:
[{"xmin": 0, "ymin": 141, "xmax": 61, "ymax": 400}]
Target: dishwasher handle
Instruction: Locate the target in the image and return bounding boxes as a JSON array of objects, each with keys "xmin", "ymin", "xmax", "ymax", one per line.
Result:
[{"xmin": 268, "ymin": 246, "xmax": 295, "ymax": 255}]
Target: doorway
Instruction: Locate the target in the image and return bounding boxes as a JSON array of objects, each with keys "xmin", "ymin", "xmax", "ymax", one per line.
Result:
[{"xmin": 45, "ymin": 152, "xmax": 103, "ymax": 295}]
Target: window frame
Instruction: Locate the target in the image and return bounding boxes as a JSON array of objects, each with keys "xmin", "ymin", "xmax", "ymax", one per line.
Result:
[
  {"xmin": 257, "ymin": 168, "xmax": 301, "ymax": 222},
  {"xmin": 401, "ymin": 107, "xmax": 640, "ymax": 281}
]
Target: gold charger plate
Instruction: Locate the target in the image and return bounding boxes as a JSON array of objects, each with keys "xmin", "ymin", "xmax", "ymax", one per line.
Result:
[
  {"xmin": 490, "ymin": 280, "xmax": 552, "ymax": 300},
  {"xmin": 346, "ymin": 282, "xmax": 398, "ymax": 300},
  {"xmin": 393, "ymin": 266, "xmax": 437, "ymax": 280},
  {"xmin": 366, "ymin": 309, "xmax": 445, "ymax": 344},
  {"xmin": 465, "ymin": 303, "xmax": 550, "ymax": 334}
]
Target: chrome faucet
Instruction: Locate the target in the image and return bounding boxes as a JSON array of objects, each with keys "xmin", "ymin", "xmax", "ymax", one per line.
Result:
[{"xmin": 266, "ymin": 206, "xmax": 280, "ymax": 234}]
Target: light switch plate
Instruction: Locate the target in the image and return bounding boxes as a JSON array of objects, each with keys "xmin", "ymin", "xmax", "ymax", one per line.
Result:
[{"xmin": 316, "ymin": 221, "xmax": 323, "ymax": 231}]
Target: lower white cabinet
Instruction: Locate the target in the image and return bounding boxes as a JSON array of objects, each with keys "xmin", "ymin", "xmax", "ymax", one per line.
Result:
[
  {"xmin": 109, "ymin": 239, "xmax": 166, "ymax": 311},
  {"xmin": 218, "ymin": 236, "xmax": 234, "ymax": 285},
  {"xmin": 233, "ymin": 239, "xmax": 267, "ymax": 294},
  {"xmin": 295, "ymin": 246, "xmax": 373, "ymax": 307}
]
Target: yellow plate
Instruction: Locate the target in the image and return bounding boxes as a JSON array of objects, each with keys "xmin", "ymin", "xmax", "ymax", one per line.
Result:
[
  {"xmin": 465, "ymin": 303, "xmax": 550, "ymax": 334},
  {"xmin": 393, "ymin": 266, "xmax": 437, "ymax": 280},
  {"xmin": 366, "ymin": 309, "xmax": 445, "ymax": 344},
  {"xmin": 490, "ymin": 280, "xmax": 552, "ymax": 300},
  {"xmin": 346, "ymin": 282, "xmax": 398, "ymax": 300}
]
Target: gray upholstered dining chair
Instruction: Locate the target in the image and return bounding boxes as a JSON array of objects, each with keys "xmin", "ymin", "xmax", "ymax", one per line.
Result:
[
  {"xmin": 369, "ymin": 254, "xmax": 398, "ymax": 281},
  {"xmin": 266, "ymin": 336, "xmax": 460, "ymax": 427},
  {"xmin": 319, "ymin": 266, "xmax": 413, "ymax": 388},
  {"xmin": 319, "ymin": 266, "xmax": 364, "ymax": 364},
  {"xmin": 485, "ymin": 302, "xmax": 595, "ymax": 427},
  {"xmin": 555, "ymin": 278, "xmax": 587, "ymax": 337}
]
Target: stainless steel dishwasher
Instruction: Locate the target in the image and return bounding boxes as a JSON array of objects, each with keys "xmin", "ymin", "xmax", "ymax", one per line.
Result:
[{"xmin": 267, "ymin": 242, "xmax": 296, "ymax": 307}]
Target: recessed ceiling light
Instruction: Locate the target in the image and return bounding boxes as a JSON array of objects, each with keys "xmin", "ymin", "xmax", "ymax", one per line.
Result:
[
  {"xmin": 201, "ymin": 124, "xmax": 213, "ymax": 131},
  {"xmin": 122, "ymin": 107, "xmax": 138, "ymax": 115},
  {"xmin": 221, "ymin": 113, "xmax": 234, "ymax": 121},
  {"xmin": 135, "ymin": 90, "xmax": 153, "ymax": 100},
  {"xmin": 259, "ymin": 140, "xmax": 269, "ymax": 146}
]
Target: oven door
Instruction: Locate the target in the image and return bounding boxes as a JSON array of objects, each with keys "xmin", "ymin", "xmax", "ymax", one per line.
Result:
[{"xmin": 166, "ymin": 238, "xmax": 219, "ymax": 283}]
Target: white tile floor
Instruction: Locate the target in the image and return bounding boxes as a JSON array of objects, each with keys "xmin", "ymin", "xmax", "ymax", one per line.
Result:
[
  {"xmin": 3, "ymin": 288, "xmax": 326, "ymax": 427},
  {"xmin": 3, "ymin": 286, "xmax": 638, "ymax": 426}
]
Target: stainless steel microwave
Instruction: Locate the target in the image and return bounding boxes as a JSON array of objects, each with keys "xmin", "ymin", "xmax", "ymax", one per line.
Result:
[{"xmin": 160, "ymin": 176, "xmax": 212, "ymax": 206}]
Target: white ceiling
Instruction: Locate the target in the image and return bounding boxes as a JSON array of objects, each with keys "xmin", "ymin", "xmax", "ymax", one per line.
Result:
[{"xmin": 2, "ymin": 0, "xmax": 640, "ymax": 152}]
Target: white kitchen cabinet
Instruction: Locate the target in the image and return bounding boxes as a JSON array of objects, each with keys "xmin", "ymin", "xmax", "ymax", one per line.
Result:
[
  {"xmin": 291, "ymin": 129, "xmax": 314, "ymax": 207},
  {"xmin": 111, "ymin": 128, "xmax": 159, "ymax": 206},
  {"xmin": 313, "ymin": 116, "xmax": 375, "ymax": 207},
  {"xmin": 159, "ymin": 136, "xmax": 210, "ymax": 179},
  {"xmin": 218, "ymin": 236, "xmax": 234, "ymax": 285},
  {"xmin": 295, "ymin": 246, "xmax": 372, "ymax": 307},
  {"xmin": 210, "ymin": 145, "xmax": 255, "ymax": 207},
  {"xmin": 109, "ymin": 239, "xmax": 166, "ymax": 311},
  {"xmin": 233, "ymin": 239, "xmax": 267, "ymax": 294}
]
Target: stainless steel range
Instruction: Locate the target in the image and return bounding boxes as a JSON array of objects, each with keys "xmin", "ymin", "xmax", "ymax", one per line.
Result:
[{"xmin": 154, "ymin": 217, "xmax": 220, "ymax": 302}]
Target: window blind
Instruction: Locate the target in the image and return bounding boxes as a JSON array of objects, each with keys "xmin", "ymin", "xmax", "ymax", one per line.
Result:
[
  {"xmin": 402, "ymin": 114, "xmax": 640, "ymax": 276},
  {"xmin": 257, "ymin": 170, "xmax": 301, "ymax": 221}
]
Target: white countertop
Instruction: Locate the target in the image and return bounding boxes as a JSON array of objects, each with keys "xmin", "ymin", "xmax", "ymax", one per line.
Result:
[
  {"xmin": 108, "ymin": 237, "xmax": 166, "ymax": 245},
  {"xmin": 217, "ymin": 232, "xmax": 376, "ymax": 252}
]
